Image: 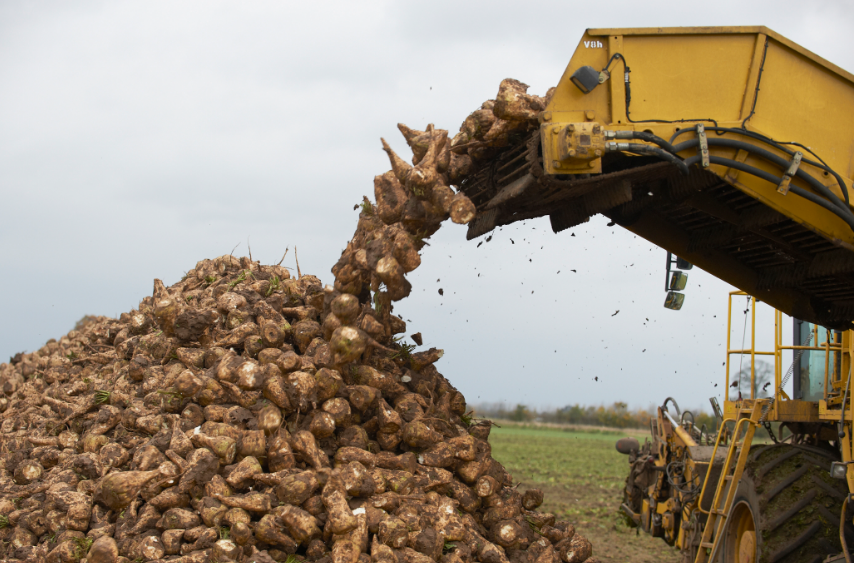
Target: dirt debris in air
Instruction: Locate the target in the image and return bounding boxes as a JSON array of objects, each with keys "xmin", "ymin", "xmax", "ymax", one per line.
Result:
[{"xmin": 0, "ymin": 78, "xmax": 598, "ymax": 563}]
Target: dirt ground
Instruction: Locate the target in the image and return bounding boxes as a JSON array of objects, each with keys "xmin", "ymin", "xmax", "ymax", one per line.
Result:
[{"xmin": 488, "ymin": 423, "xmax": 681, "ymax": 563}]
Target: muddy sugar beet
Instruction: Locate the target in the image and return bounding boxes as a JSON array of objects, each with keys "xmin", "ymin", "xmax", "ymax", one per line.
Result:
[{"xmin": 0, "ymin": 77, "xmax": 596, "ymax": 563}]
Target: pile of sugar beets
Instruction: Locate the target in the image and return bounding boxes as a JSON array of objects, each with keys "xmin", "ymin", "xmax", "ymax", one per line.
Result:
[{"xmin": 0, "ymin": 79, "xmax": 597, "ymax": 563}]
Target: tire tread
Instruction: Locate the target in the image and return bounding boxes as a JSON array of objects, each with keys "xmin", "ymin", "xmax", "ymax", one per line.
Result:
[
  {"xmin": 765, "ymin": 488, "xmax": 817, "ymax": 531},
  {"xmin": 732, "ymin": 444, "xmax": 848, "ymax": 562},
  {"xmin": 762, "ymin": 464, "xmax": 808, "ymax": 502},
  {"xmin": 756, "ymin": 447, "xmax": 799, "ymax": 479},
  {"xmin": 768, "ymin": 520, "xmax": 820, "ymax": 563}
]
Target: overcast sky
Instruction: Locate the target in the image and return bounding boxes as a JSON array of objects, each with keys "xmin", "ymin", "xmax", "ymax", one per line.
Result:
[{"xmin": 2, "ymin": 1, "xmax": 853, "ymax": 412}]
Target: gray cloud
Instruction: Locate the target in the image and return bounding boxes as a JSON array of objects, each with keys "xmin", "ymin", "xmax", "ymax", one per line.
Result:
[{"xmin": 1, "ymin": 0, "xmax": 852, "ymax": 411}]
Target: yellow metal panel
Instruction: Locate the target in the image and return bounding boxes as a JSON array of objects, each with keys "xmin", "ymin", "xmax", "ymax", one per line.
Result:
[
  {"xmin": 607, "ymin": 34, "xmax": 625, "ymax": 124},
  {"xmin": 775, "ymin": 399, "xmax": 821, "ymax": 422},
  {"xmin": 725, "ymin": 398, "xmax": 818, "ymax": 422},
  {"xmin": 546, "ymin": 31, "xmax": 612, "ymax": 126},
  {"xmin": 739, "ymin": 34, "xmax": 769, "ymax": 119},
  {"xmin": 589, "ymin": 26, "xmax": 854, "ymax": 85},
  {"xmin": 819, "ymin": 400, "xmax": 854, "ymax": 421},
  {"xmin": 749, "ymin": 42, "xmax": 854, "ymax": 179},
  {"xmin": 590, "ymin": 26, "xmax": 773, "ymax": 37},
  {"xmin": 619, "ymin": 34, "xmax": 755, "ymax": 123}
]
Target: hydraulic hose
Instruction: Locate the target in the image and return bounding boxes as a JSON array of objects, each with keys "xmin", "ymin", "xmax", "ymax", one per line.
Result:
[
  {"xmin": 662, "ymin": 397, "xmax": 681, "ymax": 415},
  {"xmin": 608, "ymin": 143, "xmax": 689, "ymax": 176},
  {"xmin": 674, "ymin": 137, "xmax": 853, "ymax": 218},
  {"xmin": 608, "ymin": 130, "xmax": 679, "ymax": 154},
  {"xmin": 682, "ymin": 154, "xmax": 854, "ymax": 232},
  {"xmin": 671, "ymin": 126, "xmax": 850, "ymax": 206},
  {"xmin": 608, "ymin": 130, "xmax": 854, "ymax": 231}
]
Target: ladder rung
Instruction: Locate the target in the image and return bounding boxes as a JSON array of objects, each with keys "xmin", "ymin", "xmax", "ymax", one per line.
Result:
[
  {"xmin": 724, "ymin": 475, "xmax": 733, "ymax": 481},
  {"xmin": 700, "ymin": 542, "xmax": 715, "ymax": 548}
]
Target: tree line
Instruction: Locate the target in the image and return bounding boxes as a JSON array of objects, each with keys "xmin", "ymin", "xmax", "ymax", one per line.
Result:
[
  {"xmin": 470, "ymin": 364, "xmax": 774, "ymax": 431},
  {"xmin": 470, "ymin": 401, "xmax": 718, "ymax": 433}
]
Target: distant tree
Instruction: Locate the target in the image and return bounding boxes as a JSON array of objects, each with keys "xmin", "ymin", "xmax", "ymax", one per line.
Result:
[
  {"xmin": 510, "ymin": 404, "xmax": 530, "ymax": 422},
  {"xmin": 729, "ymin": 360, "xmax": 774, "ymax": 400}
]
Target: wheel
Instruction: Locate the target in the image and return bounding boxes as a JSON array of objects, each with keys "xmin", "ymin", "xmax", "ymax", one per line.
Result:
[
  {"xmin": 723, "ymin": 500, "xmax": 755, "ymax": 563},
  {"xmin": 721, "ymin": 443, "xmax": 851, "ymax": 563}
]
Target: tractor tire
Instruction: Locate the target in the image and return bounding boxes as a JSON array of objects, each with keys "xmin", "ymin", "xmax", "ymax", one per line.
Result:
[{"xmin": 721, "ymin": 443, "xmax": 851, "ymax": 563}]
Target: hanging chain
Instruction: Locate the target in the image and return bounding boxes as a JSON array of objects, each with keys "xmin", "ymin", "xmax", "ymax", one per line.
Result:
[{"xmin": 762, "ymin": 420, "xmax": 779, "ymax": 444}]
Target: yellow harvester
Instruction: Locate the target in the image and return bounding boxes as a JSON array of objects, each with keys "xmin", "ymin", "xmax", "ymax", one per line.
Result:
[{"xmin": 456, "ymin": 27, "xmax": 854, "ymax": 563}]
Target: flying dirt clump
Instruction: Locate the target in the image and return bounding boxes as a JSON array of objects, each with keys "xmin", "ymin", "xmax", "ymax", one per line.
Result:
[{"xmin": 0, "ymin": 78, "xmax": 596, "ymax": 563}]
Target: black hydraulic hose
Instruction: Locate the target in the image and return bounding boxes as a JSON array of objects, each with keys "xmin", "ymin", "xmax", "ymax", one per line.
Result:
[
  {"xmin": 674, "ymin": 137, "xmax": 853, "ymax": 218},
  {"xmin": 672, "ymin": 126, "xmax": 829, "ymax": 166},
  {"xmin": 662, "ymin": 397, "xmax": 681, "ymax": 415},
  {"xmin": 682, "ymin": 154, "xmax": 854, "ymax": 232},
  {"xmin": 671, "ymin": 126, "xmax": 850, "ymax": 206},
  {"xmin": 614, "ymin": 143, "xmax": 689, "ymax": 176}
]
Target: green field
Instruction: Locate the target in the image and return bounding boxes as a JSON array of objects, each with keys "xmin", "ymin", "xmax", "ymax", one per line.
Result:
[{"xmin": 488, "ymin": 424, "xmax": 681, "ymax": 563}]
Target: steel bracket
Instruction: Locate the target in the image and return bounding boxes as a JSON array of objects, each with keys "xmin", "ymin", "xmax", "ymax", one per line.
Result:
[
  {"xmin": 777, "ymin": 151, "xmax": 803, "ymax": 195},
  {"xmin": 696, "ymin": 124, "xmax": 710, "ymax": 168}
]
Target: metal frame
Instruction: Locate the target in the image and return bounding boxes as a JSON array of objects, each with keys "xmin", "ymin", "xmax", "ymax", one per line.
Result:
[{"xmin": 724, "ymin": 291, "xmax": 843, "ymax": 421}]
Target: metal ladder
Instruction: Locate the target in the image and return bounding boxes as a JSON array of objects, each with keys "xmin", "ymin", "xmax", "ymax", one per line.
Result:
[{"xmin": 694, "ymin": 400, "xmax": 766, "ymax": 563}]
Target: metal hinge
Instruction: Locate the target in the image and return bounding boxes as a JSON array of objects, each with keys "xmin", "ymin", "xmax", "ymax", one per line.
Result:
[{"xmin": 777, "ymin": 151, "xmax": 803, "ymax": 195}]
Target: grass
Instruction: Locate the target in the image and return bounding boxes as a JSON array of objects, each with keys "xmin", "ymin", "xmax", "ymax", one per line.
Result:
[
  {"xmin": 227, "ymin": 269, "xmax": 254, "ymax": 290},
  {"xmin": 389, "ymin": 336, "xmax": 415, "ymax": 362},
  {"xmin": 489, "ymin": 424, "xmax": 681, "ymax": 563},
  {"xmin": 266, "ymin": 275, "xmax": 282, "ymax": 296},
  {"xmin": 73, "ymin": 536, "xmax": 93, "ymax": 557}
]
